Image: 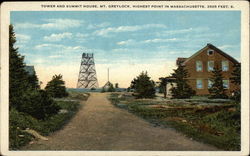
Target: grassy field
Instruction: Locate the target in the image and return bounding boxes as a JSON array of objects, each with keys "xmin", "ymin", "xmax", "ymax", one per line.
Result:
[
  {"xmin": 9, "ymin": 92, "xmax": 89, "ymax": 150},
  {"xmin": 109, "ymin": 93, "xmax": 240, "ymax": 151}
]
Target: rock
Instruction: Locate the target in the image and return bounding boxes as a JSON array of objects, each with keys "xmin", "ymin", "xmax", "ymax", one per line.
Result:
[
  {"xmin": 82, "ymin": 93, "xmax": 89, "ymax": 97},
  {"xmin": 182, "ymin": 120, "xmax": 187, "ymax": 123},
  {"xmin": 59, "ymin": 109, "xmax": 68, "ymax": 114},
  {"xmin": 24, "ymin": 129, "xmax": 48, "ymax": 141}
]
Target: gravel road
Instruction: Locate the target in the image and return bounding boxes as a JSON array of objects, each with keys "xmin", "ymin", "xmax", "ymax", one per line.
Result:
[{"xmin": 22, "ymin": 93, "xmax": 218, "ymax": 151}]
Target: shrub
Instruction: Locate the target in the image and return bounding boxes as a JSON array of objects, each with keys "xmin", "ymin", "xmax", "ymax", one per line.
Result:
[
  {"xmin": 17, "ymin": 89, "xmax": 60, "ymax": 120},
  {"xmin": 130, "ymin": 71, "xmax": 155, "ymax": 98},
  {"xmin": 101, "ymin": 87, "xmax": 106, "ymax": 93},
  {"xmin": 107, "ymin": 84, "xmax": 115, "ymax": 92},
  {"xmin": 9, "ymin": 109, "xmax": 37, "ymax": 149},
  {"xmin": 45, "ymin": 74, "xmax": 68, "ymax": 98},
  {"xmin": 9, "ymin": 100, "xmax": 81, "ymax": 149}
]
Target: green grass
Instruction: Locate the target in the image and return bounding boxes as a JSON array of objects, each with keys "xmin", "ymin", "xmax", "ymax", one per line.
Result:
[
  {"xmin": 9, "ymin": 92, "xmax": 89, "ymax": 150},
  {"xmin": 109, "ymin": 93, "xmax": 240, "ymax": 151}
]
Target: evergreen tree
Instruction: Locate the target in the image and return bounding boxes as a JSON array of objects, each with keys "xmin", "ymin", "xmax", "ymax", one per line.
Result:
[
  {"xmin": 45, "ymin": 74, "xmax": 68, "ymax": 98},
  {"xmin": 170, "ymin": 65, "xmax": 195, "ymax": 99},
  {"xmin": 158, "ymin": 77, "xmax": 168, "ymax": 98},
  {"xmin": 230, "ymin": 63, "xmax": 241, "ymax": 102},
  {"xmin": 9, "ymin": 25, "xmax": 30, "ymax": 108},
  {"xmin": 9, "ymin": 24, "xmax": 59, "ymax": 120},
  {"xmin": 115, "ymin": 83, "xmax": 119, "ymax": 88},
  {"xmin": 208, "ymin": 66, "xmax": 228, "ymax": 99},
  {"xmin": 230, "ymin": 63, "xmax": 241, "ymax": 85},
  {"xmin": 130, "ymin": 71, "xmax": 155, "ymax": 98},
  {"xmin": 27, "ymin": 70, "xmax": 40, "ymax": 89}
]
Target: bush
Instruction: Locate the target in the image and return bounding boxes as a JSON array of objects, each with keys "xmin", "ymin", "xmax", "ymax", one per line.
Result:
[
  {"xmin": 9, "ymin": 109, "xmax": 38, "ymax": 149},
  {"xmin": 17, "ymin": 89, "xmax": 60, "ymax": 120},
  {"xmin": 230, "ymin": 89, "xmax": 241, "ymax": 102},
  {"xmin": 9, "ymin": 100, "xmax": 81, "ymax": 149},
  {"xmin": 130, "ymin": 71, "xmax": 155, "ymax": 98},
  {"xmin": 107, "ymin": 84, "xmax": 115, "ymax": 92},
  {"xmin": 101, "ymin": 87, "xmax": 106, "ymax": 93},
  {"xmin": 45, "ymin": 74, "xmax": 68, "ymax": 98}
]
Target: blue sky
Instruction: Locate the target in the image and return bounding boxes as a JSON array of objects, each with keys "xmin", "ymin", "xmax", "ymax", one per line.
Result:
[{"xmin": 11, "ymin": 11, "xmax": 241, "ymax": 88}]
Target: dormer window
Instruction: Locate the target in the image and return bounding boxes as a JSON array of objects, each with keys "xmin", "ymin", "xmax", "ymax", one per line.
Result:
[{"xmin": 207, "ymin": 49, "xmax": 214, "ymax": 56}]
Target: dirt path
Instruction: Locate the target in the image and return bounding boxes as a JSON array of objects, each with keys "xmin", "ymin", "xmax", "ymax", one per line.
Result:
[{"xmin": 22, "ymin": 93, "xmax": 218, "ymax": 151}]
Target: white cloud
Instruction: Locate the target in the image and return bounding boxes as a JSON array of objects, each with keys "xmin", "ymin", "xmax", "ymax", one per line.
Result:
[
  {"xmin": 117, "ymin": 38, "xmax": 180, "ymax": 46},
  {"xmin": 34, "ymin": 44, "xmax": 53, "ymax": 49},
  {"xmin": 15, "ymin": 23, "xmax": 40, "ymax": 29},
  {"xmin": 48, "ymin": 55, "xmax": 62, "ymax": 58},
  {"xmin": 87, "ymin": 22, "xmax": 110, "ymax": 29},
  {"xmin": 157, "ymin": 27, "xmax": 210, "ymax": 37},
  {"xmin": 34, "ymin": 43, "xmax": 84, "ymax": 54},
  {"xmin": 218, "ymin": 45, "xmax": 236, "ymax": 50},
  {"xmin": 33, "ymin": 58, "xmax": 46, "ymax": 64},
  {"xmin": 117, "ymin": 39, "xmax": 135, "ymax": 45},
  {"xmin": 112, "ymin": 48, "xmax": 130, "ymax": 53},
  {"xmin": 15, "ymin": 18, "xmax": 82, "ymax": 30},
  {"xmin": 161, "ymin": 28, "xmax": 193, "ymax": 35},
  {"xmin": 157, "ymin": 45, "xmax": 169, "ymax": 49},
  {"xmin": 44, "ymin": 32, "xmax": 72, "ymax": 42},
  {"xmin": 75, "ymin": 33, "xmax": 89, "ymax": 43},
  {"xmin": 94, "ymin": 24, "xmax": 166, "ymax": 37},
  {"xmin": 75, "ymin": 33, "xmax": 89, "ymax": 38},
  {"xmin": 142, "ymin": 38, "xmax": 179, "ymax": 43},
  {"xmin": 168, "ymin": 50, "xmax": 191, "ymax": 55},
  {"xmin": 16, "ymin": 34, "xmax": 31, "ymax": 41},
  {"xmin": 41, "ymin": 19, "xmax": 82, "ymax": 29},
  {"xmin": 15, "ymin": 34, "xmax": 31, "ymax": 44}
]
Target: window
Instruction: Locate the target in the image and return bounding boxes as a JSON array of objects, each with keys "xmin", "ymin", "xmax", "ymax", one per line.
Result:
[
  {"xmin": 208, "ymin": 79, "xmax": 213, "ymax": 88},
  {"xmin": 222, "ymin": 61, "xmax": 229, "ymax": 71},
  {"xmin": 223, "ymin": 80, "xmax": 229, "ymax": 89},
  {"xmin": 207, "ymin": 61, "xmax": 214, "ymax": 71},
  {"xmin": 196, "ymin": 79, "xmax": 203, "ymax": 89},
  {"xmin": 207, "ymin": 49, "xmax": 214, "ymax": 56},
  {"xmin": 196, "ymin": 61, "xmax": 203, "ymax": 72}
]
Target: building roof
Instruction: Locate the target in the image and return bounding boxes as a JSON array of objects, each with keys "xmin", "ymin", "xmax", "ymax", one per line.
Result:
[
  {"xmin": 182, "ymin": 43, "xmax": 240, "ymax": 65},
  {"xmin": 24, "ymin": 66, "xmax": 35, "ymax": 75},
  {"xmin": 103, "ymin": 81, "xmax": 112, "ymax": 88}
]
